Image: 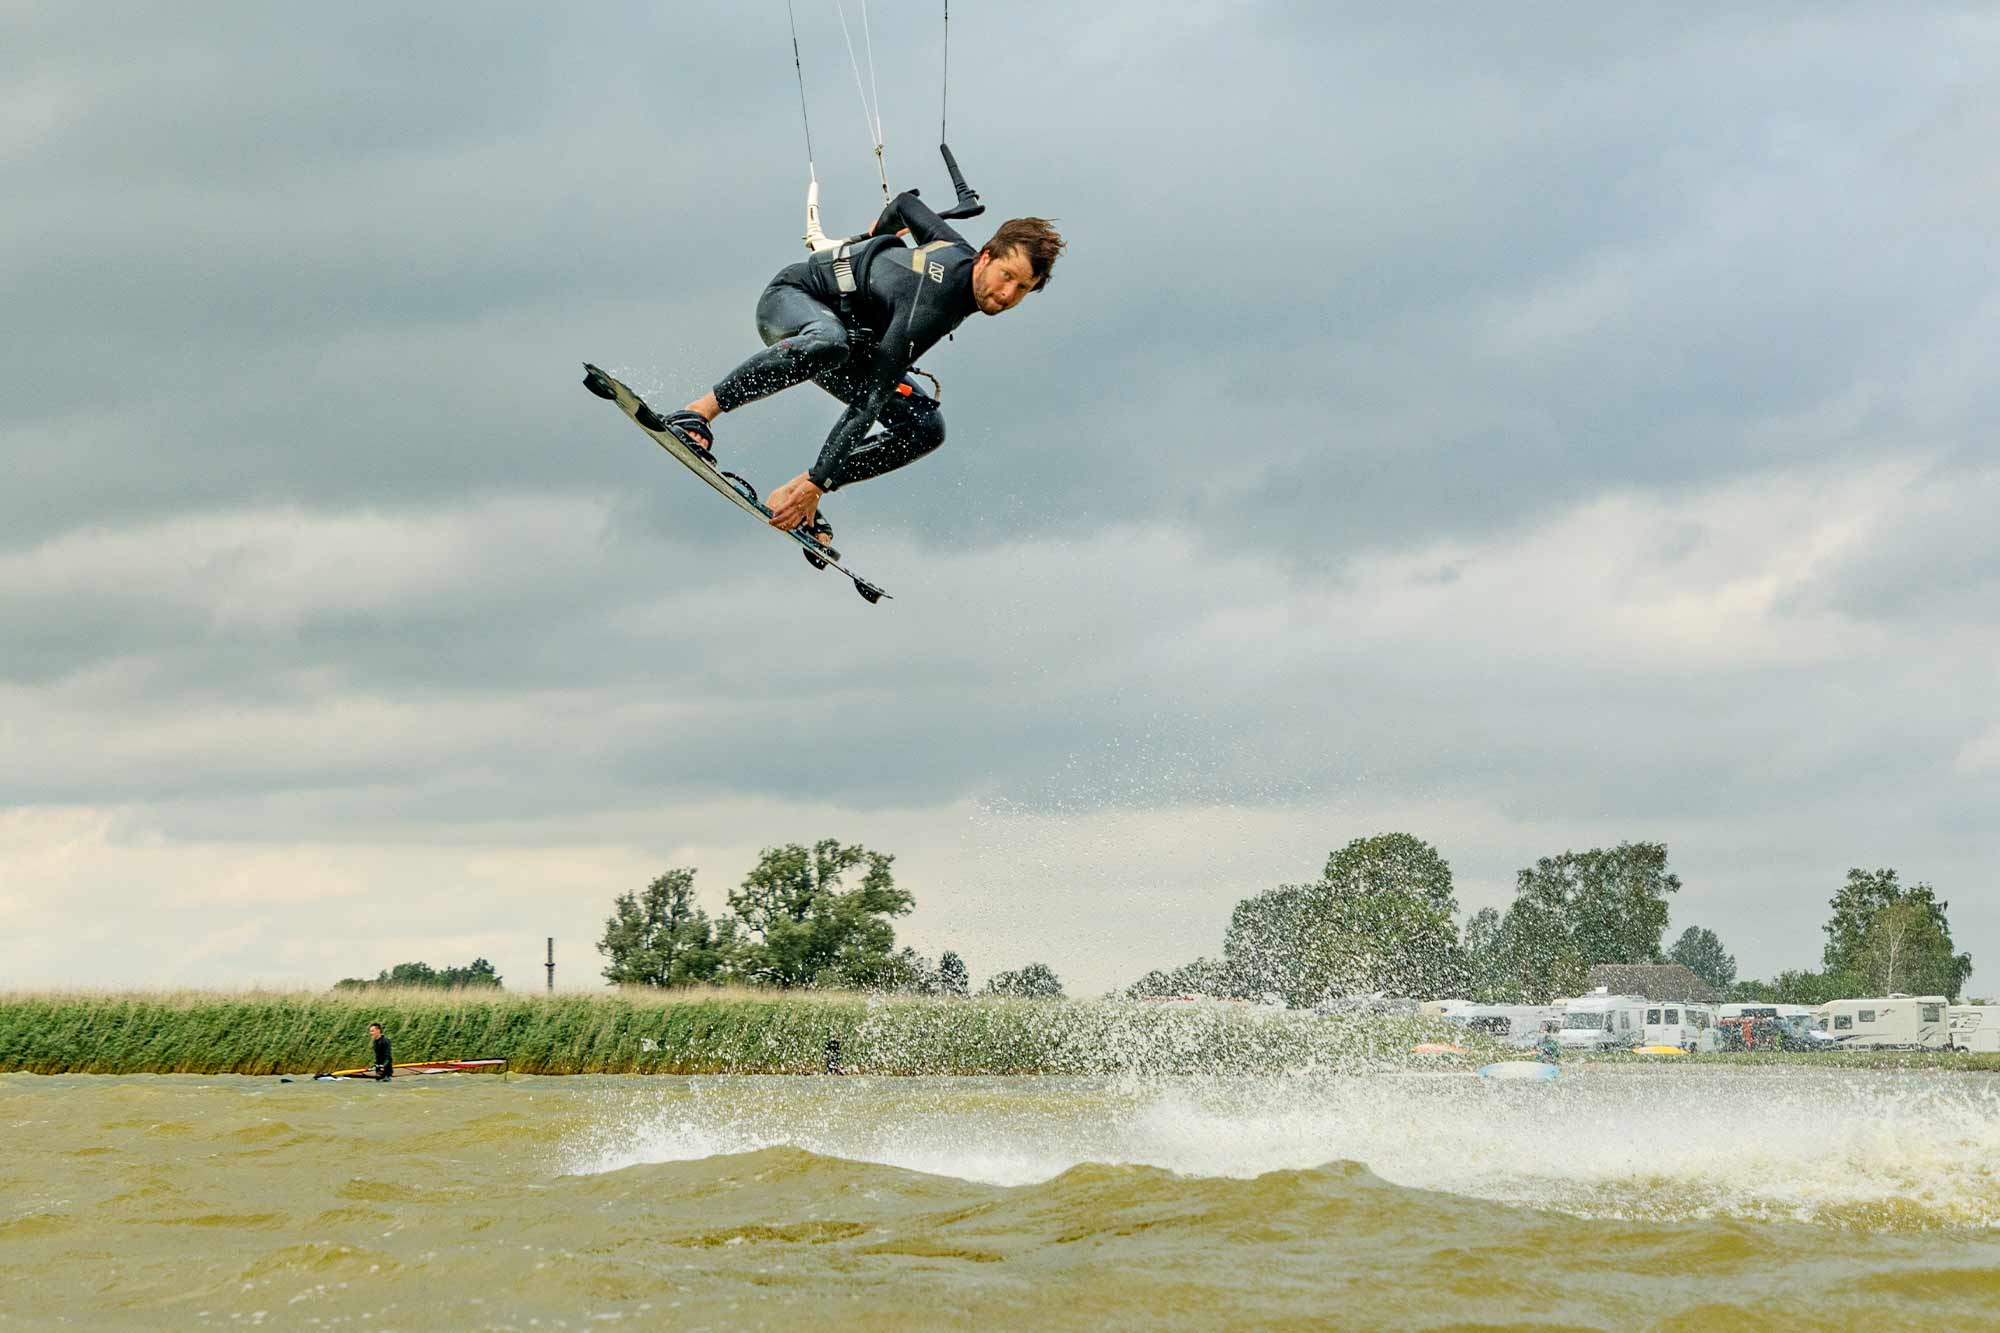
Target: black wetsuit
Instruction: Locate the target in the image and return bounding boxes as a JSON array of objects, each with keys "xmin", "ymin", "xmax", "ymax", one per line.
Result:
[
  {"xmin": 372, "ymin": 1034, "xmax": 392, "ymax": 1080},
  {"xmin": 711, "ymin": 191, "xmax": 981, "ymax": 492}
]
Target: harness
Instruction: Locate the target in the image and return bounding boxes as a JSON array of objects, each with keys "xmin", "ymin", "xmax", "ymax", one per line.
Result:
[
  {"xmin": 828, "ymin": 237, "xmax": 955, "ymax": 400},
  {"xmin": 831, "ymin": 241, "xmax": 862, "ymax": 297},
  {"xmin": 828, "ymin": 240, "xmax": 873, "ymax": 336},
  {"xmin": 829, "ymin": 238, "xmax": 955, "ymax": 307}
]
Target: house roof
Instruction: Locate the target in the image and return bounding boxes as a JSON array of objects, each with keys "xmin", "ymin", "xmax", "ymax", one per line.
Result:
[{"xmin": 1586, "ymin": 964, "xmax": 1719, "ymax": 1003}]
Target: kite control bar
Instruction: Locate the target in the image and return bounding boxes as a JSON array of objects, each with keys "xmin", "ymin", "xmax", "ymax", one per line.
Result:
[
  {"xmin": 804, "ymin": 144, "xmax": 984, "ymax": 252},
  {"xmin": 935, "ymin": 142, "xmax": 984, "ymax": 221}
]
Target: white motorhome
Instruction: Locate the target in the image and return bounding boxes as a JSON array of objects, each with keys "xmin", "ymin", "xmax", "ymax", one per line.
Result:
[
  {"xmin": 1640, "ymin": 1001, "xmax": 1719, "ymax": 1052},
  {"xmin": 1442, "ymin": 1004, "xmax": 1562, "ymax": 1049},
  {"xmin": 1417, "ymin": 999, "xmax": 1478, "ymax": 1020},
  {"xmin": 1816, "ymin": 995, "xmax": 1950, "ymax": 1050},
  {"xmin": 1950, "ymin": 1005, "xmax": 2000, "ymax": 1053},
  {"xmin": 1553, "ymin": 992, "xmax": 1647, "ymax": 1051},
  {"xmin": 1773, "ymin": 1003, "xmax": 1832, "ymax": 1046}
]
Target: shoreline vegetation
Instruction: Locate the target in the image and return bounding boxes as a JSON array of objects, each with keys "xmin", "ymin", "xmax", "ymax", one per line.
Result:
[
  {"xmin": 0, "ymin": 988, "xmax": 1465, "ymax": 1077},
  {"xmin": 5, "ymin": 989, "xmax": 2000, "ymax": 1077}
]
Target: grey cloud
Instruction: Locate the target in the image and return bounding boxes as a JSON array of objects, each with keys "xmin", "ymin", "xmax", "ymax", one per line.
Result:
[{"xmin": 5, "ymin": 2, "xmax": 1998, "ymax": 991}]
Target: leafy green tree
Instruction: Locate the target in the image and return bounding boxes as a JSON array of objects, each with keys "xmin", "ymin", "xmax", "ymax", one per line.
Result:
[
  {"xmin": 1731, "ymin": 968, "xmax": 1869, "ymax": 1005},
  {"xmin": 1822, "ymin": 868, "xmax": 1904, "ymax": 972},
  {"xmin": 344, "ymin": 961, "xmax": 435, "ymax": 991},
  {"xmin": 1821, "ymin": 868, "xmax": 1972, "ymax": 999},
  {"xmin": 937, "ymin": 951, "xmax": 970, "ymax": 997},
  {"xmin": 1859, "ymin": 901, "xmax": 1926, "ymax": 996},
  {"xmin": 1467, "ymin": 843, "xmax": 1683, "ymax": 1003},
  {"xmin": 1729, "ymin": 977, "xmax": 1779, "ymax": 1003},
  {"xmin": 1126, "ymin": 956, "xmax": 1233, "ymax": 999},
  {"xmin": 1461, "ymin": 907, "xmax": 1519, "ymax": 1003},
  {"xmin": 984, "ymin": 962, "xmax": 1065, "ymax": 998},
  {"xmin": 1323, "ymin": 832, "xmax": 1459, "ymax": 915},
  {"xmin": 1224, "ymin": 876, "xmax": 1467, "ymax": 1007},
  {"xmin": 1853, "ymin": 899, "xmax": 1969, "ymax": 998},
  {"xmin": 862, "ymin": 947, "xmax": 942, "ymax": 994},
  {"xmin": 1668, "ymin": 926, "xmax": 1737, "ymax": 992},
  {"xmin": 439, "ymin": 958, "xmax": 502, "ymax": 988},
  {"xmin": 598, "ymin": 869, "xmax": 729, "ymax": 987},
  {"xmin": 1510, "ymin": 841, "xmax": 1681, "ymax": 972},
  {"xmin": 727, "ymin": 840, "xmax": 913, "ymax": 988},
  {"xmin": 334, "ymin": 958, "xmax": 503, "ymax": 990},
  {"xmin": 1484, "ymin": 894, "xmax": 1591, "ymax": 1004}
]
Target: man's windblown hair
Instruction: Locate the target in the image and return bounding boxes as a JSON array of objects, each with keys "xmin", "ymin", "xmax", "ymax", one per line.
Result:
[{"xmin": 981, "ymin": 218, "xmax": 1066, "ymax": 290}]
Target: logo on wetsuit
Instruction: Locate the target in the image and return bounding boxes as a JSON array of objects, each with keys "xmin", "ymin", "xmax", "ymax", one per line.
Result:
[{"xmin": 927, "ymin": 262, "xmax": 945, "ymax": 283}]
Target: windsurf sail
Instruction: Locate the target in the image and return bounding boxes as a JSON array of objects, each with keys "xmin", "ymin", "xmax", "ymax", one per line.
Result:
[{"xmin": 312, "ymin": 1058, "xmax": 507, "ymax": 1081}]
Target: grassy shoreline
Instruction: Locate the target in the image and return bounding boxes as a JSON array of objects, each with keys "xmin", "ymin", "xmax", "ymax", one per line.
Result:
[
  {"xmin": 8, "ymin": 990, "xmax": 1997, "ymax": 1076},
  {"xmin": 0, "ymin": 988, "xmax": 1466, "ymax": 1077}
]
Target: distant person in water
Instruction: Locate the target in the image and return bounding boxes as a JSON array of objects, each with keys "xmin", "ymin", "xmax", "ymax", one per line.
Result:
[{"xmin": 368, "ymin": 1022, "xmax": 392, "ymax": 1080}]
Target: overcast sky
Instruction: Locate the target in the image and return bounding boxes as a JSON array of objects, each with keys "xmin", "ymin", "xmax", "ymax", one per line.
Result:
[{"xmin": 4, "ymin": 3, "xmax": 1995, "ymax": 997}]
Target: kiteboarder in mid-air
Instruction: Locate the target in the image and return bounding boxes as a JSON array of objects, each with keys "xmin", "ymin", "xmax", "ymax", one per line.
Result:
[
  {"xmin": 582, "ymin": 3, "xmax": 1065, "ymax": 603},
  {"xmin": 652, "ymin": 195, "xmax": 1064, "ymax": 538}
]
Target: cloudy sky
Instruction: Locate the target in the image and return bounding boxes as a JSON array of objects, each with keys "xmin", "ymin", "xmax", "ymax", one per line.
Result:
[{"xmin": 5, "ymin": 3, "xmax": 1995, "ymax": 996}]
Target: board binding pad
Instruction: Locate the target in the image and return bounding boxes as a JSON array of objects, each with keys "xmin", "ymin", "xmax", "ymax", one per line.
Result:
[{"xmin": 581, "ymin": 364, "xmax": 889, "ymax": 604}]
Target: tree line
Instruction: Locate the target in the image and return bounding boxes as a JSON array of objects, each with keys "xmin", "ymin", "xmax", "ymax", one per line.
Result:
[
  {"xmin": 595, "ymin": 839, "xmax": 1064, "ymax": 998},
  {"xmin": 334, "ymin": 958, "xmax": 503, "ymax": 991},
  {"xmin": 1128, "ymin": 833, "xmax": 1975, "ymax": 1006},
  {"xmin": 337, "ymin": 835, "xmax": 1973, "ymax": 1008}
]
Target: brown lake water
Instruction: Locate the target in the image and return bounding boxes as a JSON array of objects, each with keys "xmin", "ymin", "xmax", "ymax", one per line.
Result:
[{"xmin": 4, "ymin": 1067, "xmax": 2000, "ymax": 1329}]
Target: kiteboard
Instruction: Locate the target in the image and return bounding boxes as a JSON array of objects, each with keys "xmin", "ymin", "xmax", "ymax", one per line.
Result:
[
  {"xmin": 310, "ymin": 1059, "xmax": 508, "ymax": 1082},
  {"xmin": 581, "ymin": 363, "xmax": 890, "ymax": 605}
]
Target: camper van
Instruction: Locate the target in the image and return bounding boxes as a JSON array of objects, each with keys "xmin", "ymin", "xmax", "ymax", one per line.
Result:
[
  {"xmin": 1773, "ymin": 1003, "xmax": 1832, "ymax": 1047},
  {"xmin": 1553, "ymin": 992, "xmax": 1647, "ymax": 1051},
  {"xmin": 1816, "ymin": 995, "xmax": 1950, "ymax": 1050},
  {"xmin": 1640, "ymin": 1001, "xmax": 1719, "ymax": 1052},
  {"xmin": 1949, "ymin": 1005, "xmax": 2000, "ymax": 1053},
  {"xmin": 1440, "ymin": 1004, "xmax": 1562, "ymax": 1049}
]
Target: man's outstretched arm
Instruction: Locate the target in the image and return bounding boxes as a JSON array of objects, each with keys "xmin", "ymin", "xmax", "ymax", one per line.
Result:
[
  {"xmin": 870, "ymin": 190, "xmax": 968, "ymax": 249},
  {"xmin": 765, "ymin": 364, "xmax": 905, "ymax": 531}
]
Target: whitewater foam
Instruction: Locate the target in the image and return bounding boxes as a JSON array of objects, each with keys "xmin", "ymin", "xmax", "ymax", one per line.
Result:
[{"xmin": 562, "ymin": 1067, "xmax": 2000, "ymax": 1228}]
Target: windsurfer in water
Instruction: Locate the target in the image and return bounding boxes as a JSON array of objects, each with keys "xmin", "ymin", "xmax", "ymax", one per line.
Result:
[
  {"xmin": 648, "ymin": 197, "xmax": 1065, "ymax": 540},
  {"xmin": 368, "ymin": 1022, "xmax": 393, "ymax": 1080}
]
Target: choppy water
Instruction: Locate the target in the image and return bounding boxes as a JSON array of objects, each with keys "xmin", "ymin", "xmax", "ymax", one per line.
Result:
[{"xmin": 5, "ymin": 1068, "xmax": 2000, "ymax": 1329}]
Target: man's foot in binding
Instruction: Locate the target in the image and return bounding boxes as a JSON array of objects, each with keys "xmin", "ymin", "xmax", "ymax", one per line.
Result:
[
  {"xmin": 801, "ymin": 514, "xmax": 836, "ymax": 569},
  {"xmin": 633, "ymin": 406, "xmax": 717, "ymax": 466}
]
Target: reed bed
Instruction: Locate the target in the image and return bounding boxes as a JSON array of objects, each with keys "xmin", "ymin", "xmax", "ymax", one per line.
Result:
[{"xmin": 0, "ymin": 989, "xmax": 1471, "ymax": 1077}]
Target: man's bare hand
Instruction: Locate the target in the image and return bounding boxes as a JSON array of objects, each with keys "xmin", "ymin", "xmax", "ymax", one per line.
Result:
[{"xmin": 766, "ymin": 472, "xmax": 824, "ymax": 534}]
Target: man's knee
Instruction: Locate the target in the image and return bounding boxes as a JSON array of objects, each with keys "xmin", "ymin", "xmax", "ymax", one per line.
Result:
[
  {"xmin": 751, "ymin": 284, "xmax": 850, "ymax": 375},
  {"xmin": 898, "ymin": 391, "xmax": 945, "ymax": 453},
  {"xmin": 783, "ymin": 321, "xmax": 850, "ymax": 375}
]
